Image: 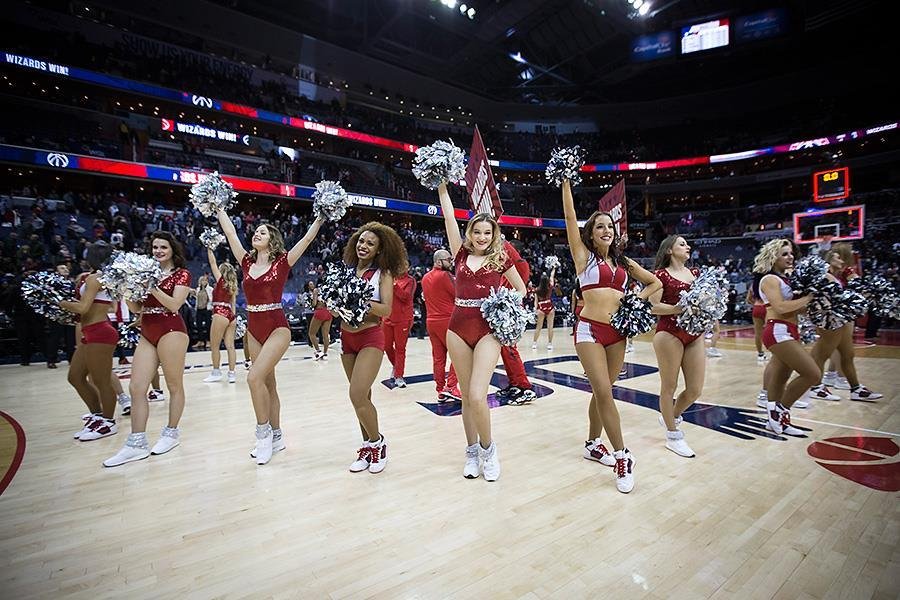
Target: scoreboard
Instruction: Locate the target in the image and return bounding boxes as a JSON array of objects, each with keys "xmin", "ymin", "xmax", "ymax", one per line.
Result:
[{"xmin": 813, "ymin": 167, "xmax": 850, "ymax": 202}]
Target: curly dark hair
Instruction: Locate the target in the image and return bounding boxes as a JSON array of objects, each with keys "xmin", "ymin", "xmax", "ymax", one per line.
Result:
[
  {"xmin": 342, "ymin": 222, "xmax": 409, "ymax": 276},
  {"xmin": 149, "ymin": 230, "xmax": 187, "ymax": 269}
]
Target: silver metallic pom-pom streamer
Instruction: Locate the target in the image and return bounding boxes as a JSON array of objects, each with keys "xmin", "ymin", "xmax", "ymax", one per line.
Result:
[
  {"xmin": 117, "ymin": 323, "xmax": 141, "ymax": 349},
  {"xmin": 480, "ymin": 287, "xmax": 534, "ymax": 346},
  {"xmin": 233, "ymin": 314, "xmax": 247, "ymax": 340},
  {"xmin": 807, "ymin": 282, "xmax": 869, "ymax": 330},
  {"xmin": 545, "ymin": 146, "xmax": 585, "ymax": 187},
  {"xmin": 312, "ymin": 180, "xmax": 351, "ymax": 222},
  {"xmin": 610, "ymin": 291, "xmax": 655, "ymax": 338},
  {"xmin": 798, "ymin": 315, "xmax": 818, "ymax": 344},
  {"xmin": 544, "ymin": 255, "xmax": 561, "ymax": 270},
  {"xmin": 199, "ymin": 227, "xmax": 226, "ymax": 250},
  {"xmin": 318, "ymin": 263, "xmax": 374, "ymax": 327},
  {"xmin": 189, "ymin": 171, "xmax": 238, "ymax": 217},
  {"xmin": 675, "ymin": 268, "xmax": 728, "ymax": 336},
  {"xmin": 21, "ymin": 271, "xmax": 77, "ymax": 324},
  {"xmin": 848, "ymin": 275, "xmax": 899, "ymax": 318},
  {"xmin": 789, "ymin": 255, "xmax": 829, "ymax": 296},
  {"xmin": 97, "ymin": 251, "xmax": 163, "ymax": 302},
  {"xmin": 412, "ymin": 140, "xmax": 466, "ymax": 189}
]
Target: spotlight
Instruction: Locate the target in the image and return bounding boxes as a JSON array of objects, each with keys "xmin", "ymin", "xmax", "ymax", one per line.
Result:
[
  {"xmin": 638, "ymin": 2, "xmax": 650, "ymax": 15},
  {"xmin": 467, "ymin": 7, "xmax": 475, "ymax": 18},
  {"xmin": 459, "ymin": 4, "xmax": 467, "ymax": 13},
  {"xmin": 633, "ymin": 0, "xmax": 643, "ymax": 8}
]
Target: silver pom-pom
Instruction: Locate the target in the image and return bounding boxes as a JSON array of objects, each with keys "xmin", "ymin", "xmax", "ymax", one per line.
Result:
[
  {"xmin": 675, "ymin": 268, "xmax": 728, "ymax": 336},
  {"xmin": 545, "ymin": 146, "xmax": 585, "ymax": 187},
  {"xmin": 412, "ymin": 140, "xmax": 466, "ymax": 189},
  {"xmin": 610, "ymin": 291, "xmax": 655, "ymax": 338},
  {"xmin": 798, "ymin": 315, "xmax": 818, "ymax": 344},
  {"xmin": 21, "ymin": 271, "xmax": 77, "ymax": 324},
  {"xmin": 479, "ymin": 287, "xmax": 534, "ymax": 346},
  {"xmin": 312, "ymin": 180, "xmax": 351, "ymax": 222},
  {"xmin": 318, "ymin": 263, "xmax": 374, "ymax": 327},
  {"xmin": 789, "ymin": 256, "xmax": 829, "ymax": 296},
  {"xmin": 848, "ymin": 275, "xmax": 899, "ymax": 318},
  {"xmin": 117, "ymin": 323, "xmax": 141, "ymax": 349},
  {"xmin": 807, "ymin": 282, "xmax": 869, "ymax": 330},
  {"xmin": 544, "ymin": 255, "xmax": 561, "ymax": 270},
  {"xmin": 199, "ymin": 227, "xmax": 226, "ymax": 250},
  {"xmin": 97, "ymin": 251, "xmax": 163, "ymax": 302},
  {"xmin": 233, "ymin": 314, "xmax": 247, "ymax": 340},
  {"xmin": 189, "ymin": 171, "xmax": 237, "ymax": 217}
]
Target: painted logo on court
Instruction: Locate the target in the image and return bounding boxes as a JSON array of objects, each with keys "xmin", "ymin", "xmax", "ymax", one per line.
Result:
[{"xmin": 807, "ymin": 436, "xmax": 900, "ymax": 492}]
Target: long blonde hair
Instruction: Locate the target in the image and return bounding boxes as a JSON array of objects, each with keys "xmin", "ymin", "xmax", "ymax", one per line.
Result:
[
  {"xmin": 218, "ymin": 262, "xmax": 238, "ymax": 296},
  {"xmin": 753, "ymin": 239, "xmax": 792, "ymax": 274},
  {"xmin": 462, "ymin": 213, "xmax": 507, "ymax": 271}
]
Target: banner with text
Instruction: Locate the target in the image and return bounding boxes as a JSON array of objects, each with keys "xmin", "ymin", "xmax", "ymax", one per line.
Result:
[
  {"xmin": 465, "ymin": 126, "xmax": 503, "ymax": 218},
  {"xmin": 598, "ymin": 179, "xmax": 627, "ymax": 235}
]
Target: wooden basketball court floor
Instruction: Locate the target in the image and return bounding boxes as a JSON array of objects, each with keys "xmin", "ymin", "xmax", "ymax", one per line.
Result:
[{"xmin": 1, "ymin": 327, "xmax": 898, "ymax": 599}]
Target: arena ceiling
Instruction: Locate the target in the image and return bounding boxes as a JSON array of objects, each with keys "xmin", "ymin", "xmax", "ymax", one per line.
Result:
[{"xmin": 227, "ymin": 0, "xmax": 885, "ymax": 107}]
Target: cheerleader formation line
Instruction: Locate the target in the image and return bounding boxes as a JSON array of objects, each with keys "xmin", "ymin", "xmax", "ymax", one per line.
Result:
[{"xmin": 54, "ymin": 172, "xmax": 885, "ymax": 495}]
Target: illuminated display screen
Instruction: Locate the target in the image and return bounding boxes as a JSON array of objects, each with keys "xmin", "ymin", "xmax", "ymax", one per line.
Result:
[
  {"xmin": 681, "ymin": 19, "xmax": 730, "ymax": 54},
  {"xmin": 813, "ymin": 167, "xmax": 850, "ymax": 202}
]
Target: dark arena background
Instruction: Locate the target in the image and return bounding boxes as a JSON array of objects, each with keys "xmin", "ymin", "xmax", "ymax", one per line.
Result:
[{"xmin": 1, "ymin": 1, "xmax": 898, "ymax": 598}]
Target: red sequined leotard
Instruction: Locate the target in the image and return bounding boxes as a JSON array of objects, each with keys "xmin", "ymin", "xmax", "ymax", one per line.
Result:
[
  {"xmin": 242, "ymin": 252, "xmax": 290, "ymax": 343},
  {"xmin": 211, "ymin": 276, "xmax": 236, "ymax": 322},
  {"xmin": 655, "ymin": 267, "xmax": 700, "ymax": 346},
  {"xmin": 448, "ymin": 246, "xmax": 515, "ymax": 348},
  {"xmin": 141, "ymin": 268, "xmax": 191, "ymax": 346}
]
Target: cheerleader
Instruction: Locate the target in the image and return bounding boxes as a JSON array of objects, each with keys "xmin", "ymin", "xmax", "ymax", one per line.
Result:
[
  {"xmin": 531, "ymin": 267, "xmax": 557, "ymax": 350},
  {"xmin": 571, "ymin": 281, "xmax": 584, "ymax": 337},
  {"xmin": 753, "ymin": 239, "xmax": 817, "ymax": 436},
  {"xmin": 437, "ymin": 183, "xmax": 527, "ymax": 481},
  {"xmin": 806, "ymin": 244, "xmax": 882, "ymax": 402},
  {"xmin": 60, "ymin": 241, "xmax": 120, "ymax": 441},
  {"xmin": 649, "ymin": 236, "xmax": 703, "ymax": 458},
  {"xmin": 217, "ymin": 211, "xmax": 324, "ymax": 465},
  {"xmin": 306, "ymin": 280, "xmax": 333, "ymax": 360},
  {"xmin": 562, "ymin": 179, "xmax": 661, "ymax": 493},
  {"xmin": 202, "ymin": 248, "xmax": 238, "ymax": 384},
  {"xmin": 104, "ymin": 232, "xmax": 192, "ymax": 467},
  {"xmin": 339, "ymin": 222, "xmax": 408, "ymax": 474}
]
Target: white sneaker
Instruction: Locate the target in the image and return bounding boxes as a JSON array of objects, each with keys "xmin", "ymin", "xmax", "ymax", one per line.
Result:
[
  {"xmin": 766, "ymin": 403, "xmax": 805, "ymax": 437},
  {"xmin": 757, "ymin": 352, "xmax": 767, "ymax": 363},
  {"xmin": 148, "ymin": 389, "xmax": 166, "ymax": 402},
  {"xmin": 321, "ymin": 352, "xmax": 328, "ymax": 361},
  {"xmin": 850, "ymin": 385, "xmax": 883, "ymax": 401},
  {"xmin": 79, "ymin": 417, "xmax": 118, "ymax": 441},
  {"xmin": 480, "ymin": 442, "xmax": 500, "ymax": 482},
  {"xmin": 807, "ymin": 384, "xmax": 840, "ymax": 401},
  {"xmin": 368, "ymin": 437, "xmax": 388, "ymax": 473},
  {"xmin": 203, "ymin": 369, "xmax": 223, "ymax": 383},
  {"xmin": 706, "ymin": 348, "xmax": 723, "ymax": 358},
  {"xmin": 821, "ymin": 371, "xmax": 838, "ymax": 387},
  {"xmin": 244, "ymin": 360, "xmax": 252, "ymax": 370},
  {"xmin": 117, "ymin": 393, "xmax": 131, "ymax": 416},
  {"xmin": 227, "ymin": 371, "xmax": 236, "ymax": 383},
  {"xmin": 613, "ymin": 449, "xmax": 635, "ymax": 493},
  {"xmin": 313, "ymin": 351, "xmax": 322, "ymax": 361},
  {"xmin": 531, "ymin": 342, "xmax": 537, "ymax": 350},
  {"xmin": 583, "ymin": 438, "xmax": 616, "ymax": 466},
  {"xmin": 793, "ymin": 397, "xmax": 810, "ymax": 409},
  {"xmin": 103, "ymin": 443, "xmax": 150, "ymax": 467},
  {"xmin": 394, "ymin": 377, "xmax": 407, "ymax": 389},
  {"xmin": 756, "ymin": 391, "xmax": 768, "ymax": 408},
  {"xmin": 833, "ymin": 376, "xmax": 851, "ymax": 390},
  {"xmin": 625, "ymin": 342, "xmax": 634, "ymax": 354},
  {"xmin": 463, "ymin": 443, "xmax": 481, "ymax": 478},
  {"xmin": 665, "ymin": 430, "xmax": 695, "ymax": 458},
  {"xmin": 349, "ymin": 442, "xmax": 372, "ymax": 472},
  {"xmin": 75, "ymin": 414, "xmax": 101, "ymax": 439},
  {"xmin": 658, "ymin": 414, "xmax": 683, "ymax": 429},
  {"xmin": 151, "ymin": 427, "xmax": 180, "ymax": 455},
  {"xmin": 250, "ymin": 435, "xmax": 285, "ymax": 458},
  {"xmin": 546, "ymin": 343, "xmax": 553, "ymax": 350},
  {"xmin": 254, "ymin": 430, "xmax": 273, "ymax": 465}
]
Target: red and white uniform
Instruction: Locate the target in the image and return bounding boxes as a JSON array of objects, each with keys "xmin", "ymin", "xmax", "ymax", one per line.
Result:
[
  {"xmin": 340, "ymin": 266, "xmax": 386, "ymax": 355},
  {"xmin": 760, "ymin": 273, "xmax": 799, "ymax": 348},
  {"xmin": 448, "ymin": 246, "xmax": 514, "ymax": 349},
  {"xmin": 141, "ymin": 268, "xmax": 191, "ymax": 346},
  {"xmin": 211, "ymin": 277, "xmax": 236, "ymax": 322},
  {"xmin": 575, "ymin": 254, "xmax": 628, "ymax": 347},
  {"xmin": 655, "ymin": 267, "xmax": 700, "ymax": 346},
  {"xmin": 242, "ymin": 253, "xmax": 289, "ymax": 343}
]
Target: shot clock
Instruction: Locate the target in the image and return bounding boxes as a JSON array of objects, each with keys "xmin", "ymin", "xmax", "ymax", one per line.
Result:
[{"xmin": 813, "ymin": 167, "xmax": 850, "ymax": 202}]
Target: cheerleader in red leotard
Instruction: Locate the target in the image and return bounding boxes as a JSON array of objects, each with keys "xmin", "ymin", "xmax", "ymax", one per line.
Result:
[
  {"xmin": 532, "ymin": 267, "xmax": 557, "ymax": 350},
  {"xmin": 203, "ymin": 248, "xmax": 238, "ymax": 384},
  {"xmin": 340, "ymin": 222, "xmax": 408, "ymax": 475},
  {"xmin": 306, "ymin": 280, "xmax": 333, "ymax": 360},
  {"xmin": 216, "ymin": 210, "xmax": 324, "ymax": 465},
  {"xmin": 59, "ymin": 241, "xmax": 120, "ymax": 442},
  {"xmin": 437, "ymin": 182, "xmax": 527, "ymax": 482},
  {"xmin": 104, "ymin": 232, "xmax": 192, "ymax": 467},
  {"xmin": 649, "ymin": 236, "xmax": 704, "ymax": 458}
]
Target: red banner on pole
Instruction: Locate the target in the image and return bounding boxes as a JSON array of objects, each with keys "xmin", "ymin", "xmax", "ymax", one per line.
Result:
[
  {"xmin": 465, "ymin": 125, "xmax": 504, "ymax": 218},
  {"xmin": 598, "ymin": 179, "xmax": 627, "ymax": 236}
]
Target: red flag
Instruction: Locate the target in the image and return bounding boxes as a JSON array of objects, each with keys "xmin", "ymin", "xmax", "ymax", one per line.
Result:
[
  {"xmin": 465, "ymin": 126, "xmax": 503, "ymax": 218},
  {"xmin": 598, "ymin": 179, "xmax": 627, "ymax": 236}
]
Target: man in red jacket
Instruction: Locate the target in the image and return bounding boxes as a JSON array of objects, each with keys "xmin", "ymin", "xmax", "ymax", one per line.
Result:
[
  {"xmin": 384, "ymin": 268, "xmax": 417, "ymax": 388},
  {"xmin": 499, "ymin": 239, "xmax": 536, "ymax": 404},
  {"xmin": 421, "ymin": 249, "xmax": 460, "ymax": 402}
]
